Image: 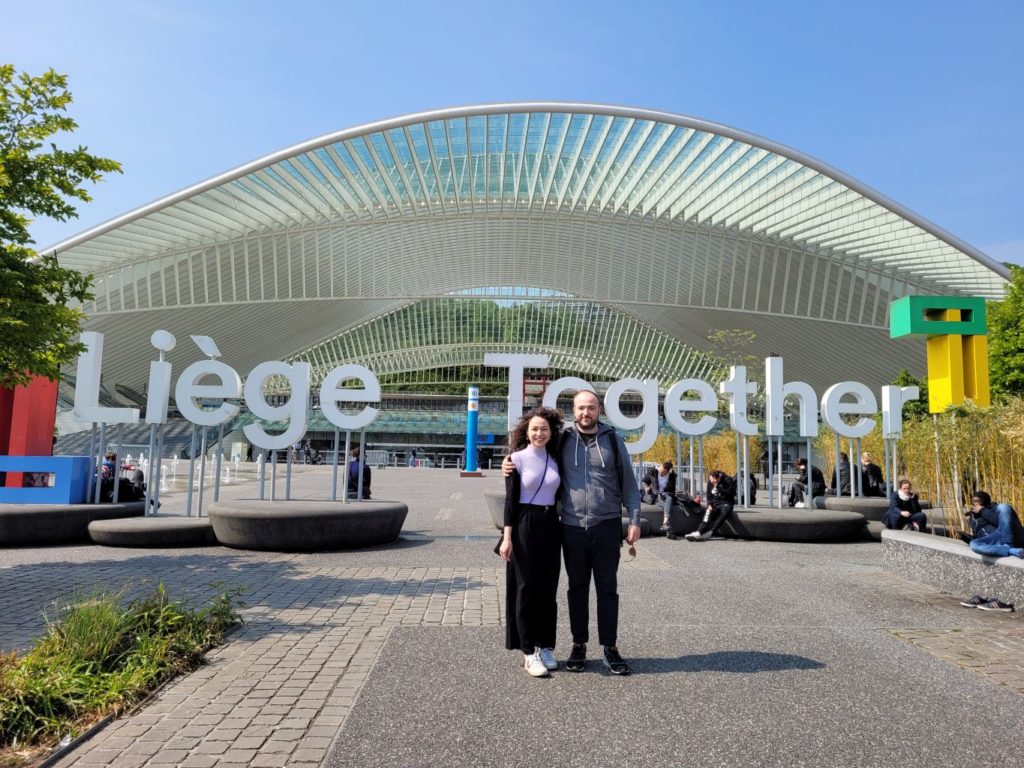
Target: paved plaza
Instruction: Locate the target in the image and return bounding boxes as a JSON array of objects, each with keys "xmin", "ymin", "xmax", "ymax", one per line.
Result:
[{"xmin": 2, "ymin": 466, "xmax": 1023, "ymax": 767}]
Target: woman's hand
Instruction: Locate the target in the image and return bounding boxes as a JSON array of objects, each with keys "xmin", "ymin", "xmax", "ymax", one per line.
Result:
[
  {"xmin": 499, "ymin": 538, "xmax": 512, "ymax": 560},
  {"xmin": 900, "ymin": 510, "xmax": 911, "ymax": 517}
]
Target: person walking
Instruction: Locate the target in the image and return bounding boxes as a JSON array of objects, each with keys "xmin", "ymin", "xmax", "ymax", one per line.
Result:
[
  {"xmin": 499, "ymin": 407, "xmax": 563, "ymax": 678},
  {"xmin": 504, "ymin": 390, "xmax": 641, "ymax": 675}
]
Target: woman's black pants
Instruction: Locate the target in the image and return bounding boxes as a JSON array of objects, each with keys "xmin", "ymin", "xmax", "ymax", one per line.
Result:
[{"xmin": 511, "ymin": 504, "xmax": 561, "ymax": 653}]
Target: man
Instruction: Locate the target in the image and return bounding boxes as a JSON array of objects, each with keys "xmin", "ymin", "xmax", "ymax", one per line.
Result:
[
  {"xmin": 504, "ymin": 390, "xmax": 642, "ymax": 675},
  {"xmin": 859, "ymin": 452, "xmax": 885, "ymax": 497},
  {"xmin": 347, "ymin": 446, "xmax": 372, "ymax": 499},
  {"xmin": 966, "ymin": 491, "xmax": 1024, "ymax": 559},
  {"xmin": 828, "ymin": 452, "xmax": 851, "ymax": 496},
  {"xmin": 787, "ymin": 458, "xmax": 825, "ymax": 507},
  {"xmin": 641, "ymin": 461, "xmax": 676, "ymax": 531}
]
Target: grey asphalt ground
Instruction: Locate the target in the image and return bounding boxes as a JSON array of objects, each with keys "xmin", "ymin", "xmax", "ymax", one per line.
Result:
[{"xmin": 3, "ymin": 466, "xmax": 1023, "ymax": 767}]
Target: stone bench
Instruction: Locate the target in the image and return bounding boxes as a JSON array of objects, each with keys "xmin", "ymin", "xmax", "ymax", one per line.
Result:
[
  {"xmin": 0, "ymin": 502, "xmax": 146, "ymax": 545},
  {"xmin": 485, "ymin": 488, "xmax": 669, "ymax": 539},
  {"xmin": 89, "ymin": 516, "xmax": 217, "ymax": 548},
  {"xmin": 719, "ymin": 507, "xmax": 866, "ymax": 542},
  {"xmin": 812, "ymin": 496, "xmax": 934, "ymax": 541},
  {"xmin": 207, "ymin": 499, "xmax": 408, "ymax": 552},
  {"xmin": 882, "ymin": 528, "xmax": 1024, "ymax": 606}
]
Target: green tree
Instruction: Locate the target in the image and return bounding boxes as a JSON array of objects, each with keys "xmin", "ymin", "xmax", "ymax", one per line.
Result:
[
  {"xmin": 0, "ymin": 64, "xmax": 121, "ymax": 388},
  {"xmin": 988, "ymin": 265, "xmax": 1024, "ymax": 399},
  {"xmin": 893, "ymin": 368, "xmax": 929, "ymax": 420}
]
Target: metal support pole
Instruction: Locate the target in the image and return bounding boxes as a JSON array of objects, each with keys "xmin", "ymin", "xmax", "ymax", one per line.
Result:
[
  {"xmin": 735, "ymin": 432, "xmax": 741, "ymax": 504},
  {"xmin": 342, "ymin": 431, "xmax": 352, "ymax": 503},
  {"xmin": 806, "ymin": 437, "xmax": 813, "ymax": 506},
  {"xmin": 286, "ymin": 442, "xmax": 293, "ymax": 501},
  {"xmin": 674, "ymin": 433, "xmax": 682, "ymax": 491},
  {"xmin": 197, "ymin": 427, "xmax": 209, "ymax": 517},
  {"xmin": 270, "ymin": 450, "xmax": 278, "ymax": 501},
  {"xmin": 331, "ymin": 428, "xmax": 340, "ymax": 501},
  {"xmin": 153, "ymin": 425, "xmax": 164, "ymax": 513},
  {"xmin": 185, "ymin": 425, "xmax": 198, "ymax": 517},
  {"xmin": 777, "ymin": 436, "xmax": 784, "ymax": 509},
  {"xmin": 214, "ymin": 423, "xmax": 224, "ymax": 502},
  {"xmin": 94, "ymin": 423, "xmax": 107, "ymax": 504},
  {"xmin": 882, "ymin": 437, "xmax": 891, "ymax": 496},
  {"xmin": 847, "ymin": 438, "xmax": 856, "ymax": 498},
  {"xmin": 833, "ymin": 434, "xmax": 841, "ymax": 499},
  {"xmin": 697, "ymin": 435, "xmax": 704, "ymax": 495},
  {"xmin": 688, "ymin": 436, "xmax": 695, "ymax": 497},
  {"xmin": 87, "ymin": 423, "xmax": 97, "ymax": 504},
  {"xmin": 767, "ymin": 432, "xmax": 774, "ymax": 508},
  {"xmin": 113, "ymin": 424, "xmax": 124, "ymax": 504},
  {"xmin": 356, "ymin": 428, "xmax": 366, "ymax": 500},
  {"xmin": 258, "ymin": 450, "xmax": 266, "ymax": 500},
  {"xmin": 145, "ymin": 424, "xmax": 156, "ymax": 516}
]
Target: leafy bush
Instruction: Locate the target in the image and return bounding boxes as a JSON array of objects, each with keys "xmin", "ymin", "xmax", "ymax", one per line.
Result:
[{"xmin": 0, "ymin": 584, "xmax": 241, "ymax": 750}]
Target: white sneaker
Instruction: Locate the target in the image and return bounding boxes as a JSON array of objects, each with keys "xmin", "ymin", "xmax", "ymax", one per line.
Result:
[
  {"xmin": 524, "ymin": 652, "xmax": 549, "ymax": 677},
  {"xmin": 538, "ymin": 647, "xmax": 558, "ymax": 671},
  {"xmin": 794, "ymin": 501, "xmax": 805, "ymax": 508},
  {"xmin": 684, "ymin": 531, "xmax": 701, "ymax": 540}
]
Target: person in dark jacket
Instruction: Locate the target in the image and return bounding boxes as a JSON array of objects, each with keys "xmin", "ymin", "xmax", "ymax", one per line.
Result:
[
  {"xmin": 347, "ymin": 447, "xmax": 371, "ymax": 499},
  {"xmin": 885, "ymin": 479, "xmax": 927, "ymax": 531},
  {"xmin": 641, "ymin": 461, "xmax": 677, "ymax": 531},
  {"xmin": 966, "ymin": 491, "xmax": 1024, "ymax": 558},
  {"xmin": 859, "ymin": 452, "xmax": 886, "ymax": 497},
  {"xmin": 828, "ymin": 452, "xmax": 852, "ymax": 496},
  {"xmin": 685, "ymin": 470, "xmax": 736, "ymax": 540},
  {"xmin": 788, "ymin": 458, "xmax": 825, "ymax": 507}
]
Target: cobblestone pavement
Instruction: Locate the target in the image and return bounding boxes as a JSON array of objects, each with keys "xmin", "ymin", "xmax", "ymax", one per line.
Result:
[{"xmin": 1, "ymin": 468, "xmax": 1021, "ymax": 766}]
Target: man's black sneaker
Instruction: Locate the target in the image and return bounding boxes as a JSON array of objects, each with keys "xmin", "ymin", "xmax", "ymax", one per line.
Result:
[
  {"xmin": 603, "ymin": 646, "xmax": 631, "ymax": 675},
  {"xmin": 959, "ymin": 594, "xmax": 990, "ymax": 608},
  {"xmin": 665, "ymin": 531, "xmax": 679, "ymax": 540},
  {"xmin": 566, "ymin": 643, "xmax": 586, "ymax": 672}
]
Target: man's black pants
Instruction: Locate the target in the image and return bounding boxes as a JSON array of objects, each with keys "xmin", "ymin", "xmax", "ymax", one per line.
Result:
[{"xmin": 562, "ymin": 518, "xmax": 620, "ymax": 648}]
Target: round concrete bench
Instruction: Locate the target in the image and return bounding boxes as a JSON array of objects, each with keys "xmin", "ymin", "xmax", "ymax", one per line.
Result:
[
  {"xmin": 720, "ymin": 507, "xmax": 866, "ymax": 542},
  {"xmin": 207, "ymin": 499, "xmax": 408, "ymax": 551},
  {"xmin": 89, "ymin": 516, "xmax": 217, "ymax": 548},
  {"xmin": 0, "ymin": 502, "xmax": 146, "ymax": 545}
]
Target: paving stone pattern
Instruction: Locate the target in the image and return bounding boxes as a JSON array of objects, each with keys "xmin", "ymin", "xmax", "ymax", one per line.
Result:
[{"xmin": 1, "ymin": 467, "xmax": 1022, "ymax": 767}]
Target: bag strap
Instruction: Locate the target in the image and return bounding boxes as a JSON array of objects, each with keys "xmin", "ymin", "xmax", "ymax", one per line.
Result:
[{"xmin": 523, "ymin": 453, "xmax": 549, "ymax": 505}]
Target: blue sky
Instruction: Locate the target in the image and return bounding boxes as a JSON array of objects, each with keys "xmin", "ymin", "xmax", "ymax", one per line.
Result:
[{"xmin": 8, "ymin": 0, "xmax": 1024, "ymax": 266}]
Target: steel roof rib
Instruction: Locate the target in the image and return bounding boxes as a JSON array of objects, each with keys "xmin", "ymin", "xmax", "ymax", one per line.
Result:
[{"xmin": 44, "ymin": 102, "xmax": 1010, "ymax": 397}]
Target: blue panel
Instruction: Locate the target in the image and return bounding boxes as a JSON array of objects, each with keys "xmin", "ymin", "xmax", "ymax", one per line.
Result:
[{"xmin": 0, "ymin": 456, "xmax": 92, "ymax": 504}]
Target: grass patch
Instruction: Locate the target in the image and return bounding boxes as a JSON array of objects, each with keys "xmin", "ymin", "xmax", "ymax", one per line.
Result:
[{"xmin": 0, "ymin": 584, "xmax": 242, "ymax": 766}]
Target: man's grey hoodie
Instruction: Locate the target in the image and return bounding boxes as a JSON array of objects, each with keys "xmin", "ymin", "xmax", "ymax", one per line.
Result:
[{"xmin": 556, "ymin": 421, "xmax": 641, "ymax": 529}]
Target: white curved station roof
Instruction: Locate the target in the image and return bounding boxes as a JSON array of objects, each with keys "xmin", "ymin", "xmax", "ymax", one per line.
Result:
[{"xmin": 47, "ymin": 102, "xmax": 1010, "ymax": 398}]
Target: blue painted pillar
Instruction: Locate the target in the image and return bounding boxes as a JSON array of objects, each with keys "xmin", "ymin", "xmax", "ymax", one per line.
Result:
[{"xmin": 465, "ymin": 386, "xmax": 479, "ymax": 473}]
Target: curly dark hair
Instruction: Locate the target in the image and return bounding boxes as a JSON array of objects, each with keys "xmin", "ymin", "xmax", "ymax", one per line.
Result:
[{"xmin": 508, "ymin": 407, "xmax": 564, "ymax": 452}]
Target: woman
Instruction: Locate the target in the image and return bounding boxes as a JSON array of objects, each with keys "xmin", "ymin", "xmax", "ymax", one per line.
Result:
[
  {"xmin": 685, "ymin": 469, "xmax": 736, "ymax": 541},
  {"xmin": 500, "ymin": 406, "xmax": 563, "ymax": 678},
  {"xmin": 886, "ymin": 479, "xmax": 927, "ymax": 531}
]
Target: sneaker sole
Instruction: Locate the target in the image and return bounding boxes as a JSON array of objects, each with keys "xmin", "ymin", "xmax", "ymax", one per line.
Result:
[
  {"xmin": 602, "ymin": 660, "xmax": 631, "ymax": 676},
  {"xmin": 566, "ymin": 662, "xmax": 585, "ymax": 672},
  {"xmin": 978, "ymin": 605, "xmax": 1014, "ymax": 612}
]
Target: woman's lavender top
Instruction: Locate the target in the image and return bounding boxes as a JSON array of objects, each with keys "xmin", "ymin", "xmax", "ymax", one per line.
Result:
[{"xmin": 511, "ymin": 444, "xmax": 560, "ymax": 506}]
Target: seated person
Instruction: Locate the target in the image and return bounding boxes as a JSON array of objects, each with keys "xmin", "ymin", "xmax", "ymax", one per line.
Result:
[
  {"xmin": 640, "ymin": 461, "xmax": 677, "ymax": 531},
  {"xmin": 347, "ymin": 447, "xmax": 372, "ymax": 499},
  {"xmin": 827, "ymin": 452, "xmax": 852, "ymax": 496},
  {"xmin": 859, "ymin": 452, "xmax": 886, "ymax": 497},
  {"xmin": 685, "ymin": 470, "xmax": 736, "ymax": 541},
  {"xmin": 787, "ymin": 458, "xmax": 825, "ymax": 507},
  {"xmin": 966, "ymin": 491, "xmax": 1024, "ymax": 558},
  {"xmin": 885, "ymin": 479, "xmax": 927, "ymax": 531}
]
